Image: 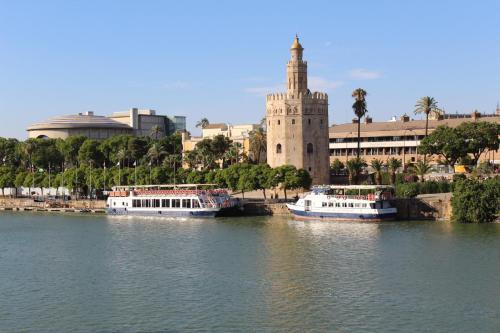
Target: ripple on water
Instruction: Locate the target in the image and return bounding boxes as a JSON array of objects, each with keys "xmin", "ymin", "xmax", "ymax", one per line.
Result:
[{"xmin": 0, "ymin": 213, "xmax": 499, "ymax": 332}]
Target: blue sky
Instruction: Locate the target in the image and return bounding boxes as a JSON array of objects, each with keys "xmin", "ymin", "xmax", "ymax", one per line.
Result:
[{"xmin": 1, "ymin": 0, "xmax": 499, "ymax": 139}]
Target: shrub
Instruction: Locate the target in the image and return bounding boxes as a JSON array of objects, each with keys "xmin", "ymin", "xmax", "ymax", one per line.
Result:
[{"xmin": 451, "ymin": 177, "xmax": 499, "ymax": 223}]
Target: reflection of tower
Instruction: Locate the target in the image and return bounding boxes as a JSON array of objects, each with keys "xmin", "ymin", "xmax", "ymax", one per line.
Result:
[{"xmin": 266, "ymin": 36, "xmax": 330, "ymax": 185}]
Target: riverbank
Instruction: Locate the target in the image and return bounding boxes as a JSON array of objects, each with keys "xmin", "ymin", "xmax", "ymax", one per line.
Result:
[{"xmin": 1, "ymin": 194, "xmax": 453, "ymax": 221}]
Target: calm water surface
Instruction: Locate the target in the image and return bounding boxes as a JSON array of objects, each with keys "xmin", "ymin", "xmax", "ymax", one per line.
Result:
[{"xmin": 0, "ymin": 212, "xmax": 499, "ymax": 333}]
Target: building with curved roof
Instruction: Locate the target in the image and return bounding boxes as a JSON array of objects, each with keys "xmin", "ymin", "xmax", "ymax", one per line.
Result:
[
  {"xmin": 27, "ymin": 108, "xmax": 187, "ymax": 140},
  {"xmin": 27, "ymin": 111, "xmax": 133, "ymax": 139}
]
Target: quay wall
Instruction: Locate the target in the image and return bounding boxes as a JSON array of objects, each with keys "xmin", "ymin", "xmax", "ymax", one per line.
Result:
[
  {"xmin": 243, "ymin": 194, "xmax": 452, "ymax": 221},
  {"xmin": 0, "ymin": 198, "xmax": 106, "ymax": 210}
]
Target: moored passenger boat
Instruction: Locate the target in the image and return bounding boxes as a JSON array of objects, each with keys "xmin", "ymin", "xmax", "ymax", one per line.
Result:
[
  {"xmin": 106, "ymin": 184, "xmax": 239, "ymax": 217},
  {"xmin": 286, "ymin": 185, "xmax": 397, "ymax": 221}
]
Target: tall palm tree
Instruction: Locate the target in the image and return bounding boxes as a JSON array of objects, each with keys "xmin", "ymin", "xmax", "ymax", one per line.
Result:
[
  {"xmin": 387, "ymin": 157, "xmax": 402, "ymax": 185},
  {"xmin": 147, "ymin": 143, "xmax": 166, "ymax": 166},
  {"xmin": 346, "ymin": 157, "xmax": 366, "ymax": 185},
  {"xmin": 195, "ymin": 118, "xmax": 210, "ymax": 129},
  {"xmin": 352, "ymin": 88, "xmax": 368, "ymax": 158},
  {"xmin": 116, "ymin": 147, "xmax": 128, "ymax": 167},
  {"xmin": 370, "ymin": 158, "xmax": 384, "ymax": 185},
  {"xmin": 150, "ymin": 125, "xmax": 163, "ymax": 140},
  {"xmin": 413, "ymin": 158, "xmax": 432, "ymax": 182},
  {"xmin": 249, "ymin": 127, "xmax": 267, "ymax": 163},
  {"xmin": 414, "ymin": 96, "xmax": 440, "ymax": 137}
]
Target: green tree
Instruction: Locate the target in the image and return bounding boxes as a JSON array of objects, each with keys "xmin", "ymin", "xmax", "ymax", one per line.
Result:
[
  {"xmin": 150, "ymin": 125, "xmax": 163, "ymax": 140},
  {"xmin": 418, "ymin": 125, "xmax": 466, "ymax": 167},
  {"xmin": 414, "ymin": 96, "xmax": 440, "ymax": 137},
  {"xmin": 58, "ymin": 136, "xmax": 86, "ymax": 167},
  {"xmin": 270, "ymin": 165, "xmax": 300, "ymax": 200},
  {"xmin": 412, "ymin": 159, "xmax": 432, "ymax": 182},
  {"xmin": 250, "ymin": 164, "xmax": 273, "ymax": 199},
  {"xmin": 346, "ymin": 157, "xmax": 366, "ymax": 185},
  {"xmin": 128, "ymin": 137, "xmax": 149, "ymax": 164},
  {"xmin": 352, "ymin": 88, "xmax": 368, "ymax": 158},
  {"xmin": 147, "ymin": 142, "xmax": 166, "ymax": 166},
  {"xmin": 370, "ymin": 159, "xmax": 384, "ymax": 185},
  {"xmin": 451, "ymin": 177, "xmax": 499, "ymax": 223},
  {"xmin": 0, "ymin": 166, "xmax": 15, "ymax": 196},
  {"xmin": 196, "ymin": 118, "xmax": 210, "ymax": 129},
  {"xmin": 211, "ymin": 135, "xmax": 232, "ymax": 166},
  {"xmin": 456, "ymin": 122, "xmax": 500, "ymax": 166},
  {"xmin": 387, "ymin": 157, "xmax": 402, "ymax": 185},
  {"xmin": 249, "ymin": 127, "xmax": 267, "ymax": 163},
  {"xmin": 78, "ymin": 140, "xmax": 104, "ymax": 167},
  {"xmin": 330, "ymin": 158, "xmax": 344, "ymax": 175}
]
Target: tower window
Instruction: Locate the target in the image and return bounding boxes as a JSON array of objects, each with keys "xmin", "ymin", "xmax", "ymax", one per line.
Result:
[
  {"xmin": 307, "ymin": 143, "xmax": 314, "ymax": 154},
  {"xmin": 320, "ymin": 119, "xmax": 323, "ymax": 124},
  {"xmin": 308, "ymin": 119, "xmax": 311, "ymax": 125},
  {"xmin": 268, "ymin": 120, "xmax": 270, "ymax": 126},
  {"xmin": 292, "ymin": 119, "xmax": 295, "ymax": 124},
  {"xmin": 276, "ymin": 144, "xmax": 282, "ymax": 154},
  {"xmin": 277, "ymin": 120, "xmax": 280, "ymax": 125}
]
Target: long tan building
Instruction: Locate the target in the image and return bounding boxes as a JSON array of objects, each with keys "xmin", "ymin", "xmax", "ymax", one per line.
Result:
[
  {"xmin": 329, "ymin": 111, "xmax": 500, "ymax": 167},
  {"xmin": 266, "ymin": 36, "xmax": 330, "ymax": 184}
]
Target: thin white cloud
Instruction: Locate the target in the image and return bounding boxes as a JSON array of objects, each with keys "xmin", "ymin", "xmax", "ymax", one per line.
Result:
[
  {"xmin": 349, "ymin": 68, "xmax": 382, "ymax": 80},
  {"xmin": 163, "ymin": 81, "xmax": 191, "ymax": 89},
  {"xmin": 309, "ymin": 76, "xmax": 344, "ymax": 91}
]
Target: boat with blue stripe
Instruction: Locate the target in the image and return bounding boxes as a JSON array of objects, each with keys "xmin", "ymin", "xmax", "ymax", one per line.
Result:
[
  {"xmin": 106, "ymin": 184, "xmax": 240, "ymax": 218},
  {"xmin": 286, "ymin": 185, "xmax": 397, "ymax": 222}
]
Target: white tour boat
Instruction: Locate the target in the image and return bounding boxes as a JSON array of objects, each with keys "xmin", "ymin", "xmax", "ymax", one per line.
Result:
[
  {"xmin": 286, "ymin": 185, "xmax": 397, "ymax": 221},
  {"xmin": 106, "ymin": 184, "xmax": 240, "ymax": 217}
]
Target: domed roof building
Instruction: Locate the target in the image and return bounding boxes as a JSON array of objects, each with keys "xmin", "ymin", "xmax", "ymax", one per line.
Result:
[{"xmin": 27, "ymin": 111, "xmax": 133, "ymax": 139}]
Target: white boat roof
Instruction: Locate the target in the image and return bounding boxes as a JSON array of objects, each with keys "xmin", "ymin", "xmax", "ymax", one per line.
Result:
[
  {"xmin": 112, "ymin": 184, "xmax": 220, "ymax": 190},
  {"xmin": 314, "ymin": 185, "xmax": 394, "ymax": 190}
]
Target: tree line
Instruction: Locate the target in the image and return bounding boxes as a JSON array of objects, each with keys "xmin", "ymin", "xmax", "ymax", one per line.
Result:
[{"xmin": 0, "ymin": 131, "xmax": 310, "ymax": 199}]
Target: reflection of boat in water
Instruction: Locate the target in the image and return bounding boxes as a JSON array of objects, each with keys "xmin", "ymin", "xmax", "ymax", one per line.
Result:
[
  {"xmin": 106, "ymin": 184, "xmax": 240, "ymax": 218},
  {"xmin": 287, "ymin": 185, "xmax": 397, "ymax": 222}
]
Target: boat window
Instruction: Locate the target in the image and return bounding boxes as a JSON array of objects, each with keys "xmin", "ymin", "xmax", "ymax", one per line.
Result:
[
  {"xmin": 153, "ymin": 199, "xmax": 160, "ymax": 208},
  {"xmin": 362, "ymin": 203, "xmax": 367, "ymax": 208},
  {"xmin": 172, "ymin": 199, "xmax": 181, "ymax": 208},
  {"xmin": 192, "ymin": 199, "xmax": 200, "ymax": 208},
  {"xmin": 322, "ymin": 202, "xmax": 327, "ymax": 207},
  {"xmin": 182, "ymin": 199, "xmax": 191, "ymax": 208},
  {"xmin": 162, "ymin": 199, "xmax": 170, "ymax": 207},
  {"xmin": 328, "ymin": 202, "xmax": 334, "ymax": 207},
  {"xmin": 342, "ymin": 203, "xmax": 347, "ymax": 208},
  {"xmin": 335, "ymin": 203, "xmax": 340, "ymax": 208},
  {"xmin": 370, "ymin": 203, "xmax": 375, "ymax": 209},
  {"xmin": 348, "ymin": 203, "xmax": 354, "ymax": 208},
  {"xmin": 142, "ymin": 199, "xmax": 150, "ymax": 208}
]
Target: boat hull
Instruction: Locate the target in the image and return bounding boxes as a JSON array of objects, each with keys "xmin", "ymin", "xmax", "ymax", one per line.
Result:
[
  {"xmin": 288, "ymin": 207, "xmax": 397, "ymax": 222},
  {"xmin": 107, "ymin": 207, "xmax": 219, "ymax": 218}
]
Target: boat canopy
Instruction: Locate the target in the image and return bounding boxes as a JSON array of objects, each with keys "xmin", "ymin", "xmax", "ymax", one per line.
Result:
[
  {"xmin": 315, "ymin": 185, "xmax": 395, "ymax": 190},
  {"xmin": 111, "ymin": 184, "xmax": 220, "ymax": 191}
]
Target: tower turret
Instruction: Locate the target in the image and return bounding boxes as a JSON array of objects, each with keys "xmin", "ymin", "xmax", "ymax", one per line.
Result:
[{"xmin": 287, "ymin": 35, "xmax": 308, "ymax": 95}]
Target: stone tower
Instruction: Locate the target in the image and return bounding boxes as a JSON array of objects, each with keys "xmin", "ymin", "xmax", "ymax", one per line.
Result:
[{"xmin": 266, "ymin": 36, "xmax": 330, "ymax": 185}]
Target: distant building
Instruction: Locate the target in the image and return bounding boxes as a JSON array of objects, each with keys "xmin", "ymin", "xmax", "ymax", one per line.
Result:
[
  {"xmin": 266, "ymin": 36, "xmax": 330, "ymax": 185},
  {"xmin": 181, "ymin": 123, "xmax": 259, "ymax": 163},
  {"xmin": 329, "ymin": 112, "xmax": 500, "ymax": 167},
  {"xmin": 27, "ymin": 108, "xmax": 186, "ymax": 140}
]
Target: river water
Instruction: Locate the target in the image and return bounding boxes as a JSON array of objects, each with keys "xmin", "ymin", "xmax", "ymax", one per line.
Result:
[{"xmin": 0, "ymin": 213, "xmax": 499, "ymax": 333}]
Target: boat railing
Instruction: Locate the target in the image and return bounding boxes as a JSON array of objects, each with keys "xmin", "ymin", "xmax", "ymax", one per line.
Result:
[{"xmin": 325, "ymin": 193, "xmax": 392, "ymax": 201}]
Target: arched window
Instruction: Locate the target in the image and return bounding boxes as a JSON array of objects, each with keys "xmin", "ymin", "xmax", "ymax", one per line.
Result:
[
  {"xmin": 277, "ymin": 120, "xmax": 280, "ymax": 125},
  {"xmin": 307, "ymin": 143, "xmax": 314, "ymax": 154},
  {"xmin": 292, "ymin": 119, "xmax": 295, "ymax": 125},
  {"xmin": 276, "ymin": 144, "xmax": 282, "ymax": 154}
]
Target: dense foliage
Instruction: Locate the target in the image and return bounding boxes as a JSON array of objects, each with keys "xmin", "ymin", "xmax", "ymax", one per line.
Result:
[
  {"xmin": 0, "ymin": 133, "xmax": 308, "ymax": 198},
  {"xmin": 451, "ymin": 177, "xmax": 500, "ymax": 223}
]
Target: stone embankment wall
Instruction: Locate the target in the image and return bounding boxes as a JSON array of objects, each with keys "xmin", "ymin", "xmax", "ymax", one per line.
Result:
[
  {"xmin": 0, "ymin": 197, "xmax": 106, "ymax": 210},
  {"xmin": 244, "ymin": 193, "xmax": 453, "ymax": 221}
]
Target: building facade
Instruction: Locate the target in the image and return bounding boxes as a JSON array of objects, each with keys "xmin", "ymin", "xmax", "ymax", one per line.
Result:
[
  {"xmin": 181, "ymin": 123, "xmax": 259, "ymax": 162},
  {"xmin": 329, "ymin": 112, "xmax": 500, "ymax": 167},
  {"xmin": 27, "ymin": 108, "xmax": 186, "ymax": 140},
  {"xmin": 266, "ymin": 36, "xmax": 330, "ymax": 185}
]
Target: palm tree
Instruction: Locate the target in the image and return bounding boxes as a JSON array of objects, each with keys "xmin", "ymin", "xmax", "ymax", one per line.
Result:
[
  {"xmin": 150, "ymin": 125, "xmax": 163, "ymax": 140},
  {"xmin": 249, "ymin": 127, "xmax": 267, "ymax": 163},
  {"xmin": 147, "ymin": 143, "xmax": 166, "ymax": 166},
  {"xmin": 196, "ymin": 118, "xmax": 210, "ymax": 129},
  {"xmin": 413, "ymin": 158, "xmax": 432, "ymax": 182},
  {"xmin": 346, "ymin": 157, "xmax": 366, "ymax": 185},
  {"xmin": 370, "ymin": 158, "xmax": 384, "ymax": 185},
  {"xmin": 387, "ymin": 157, "xmax": 402, "ymax": 185},
  {"xmin": 414, "ymin": 96, "xmax": 440, "ymax": 137},
  {"xmin": 352, "ymin": 88, "xmax": 368, "ymax": 158},
  {"xmin": 116, "ymin": 147, "xmax": 128, "ymax": 167}
]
